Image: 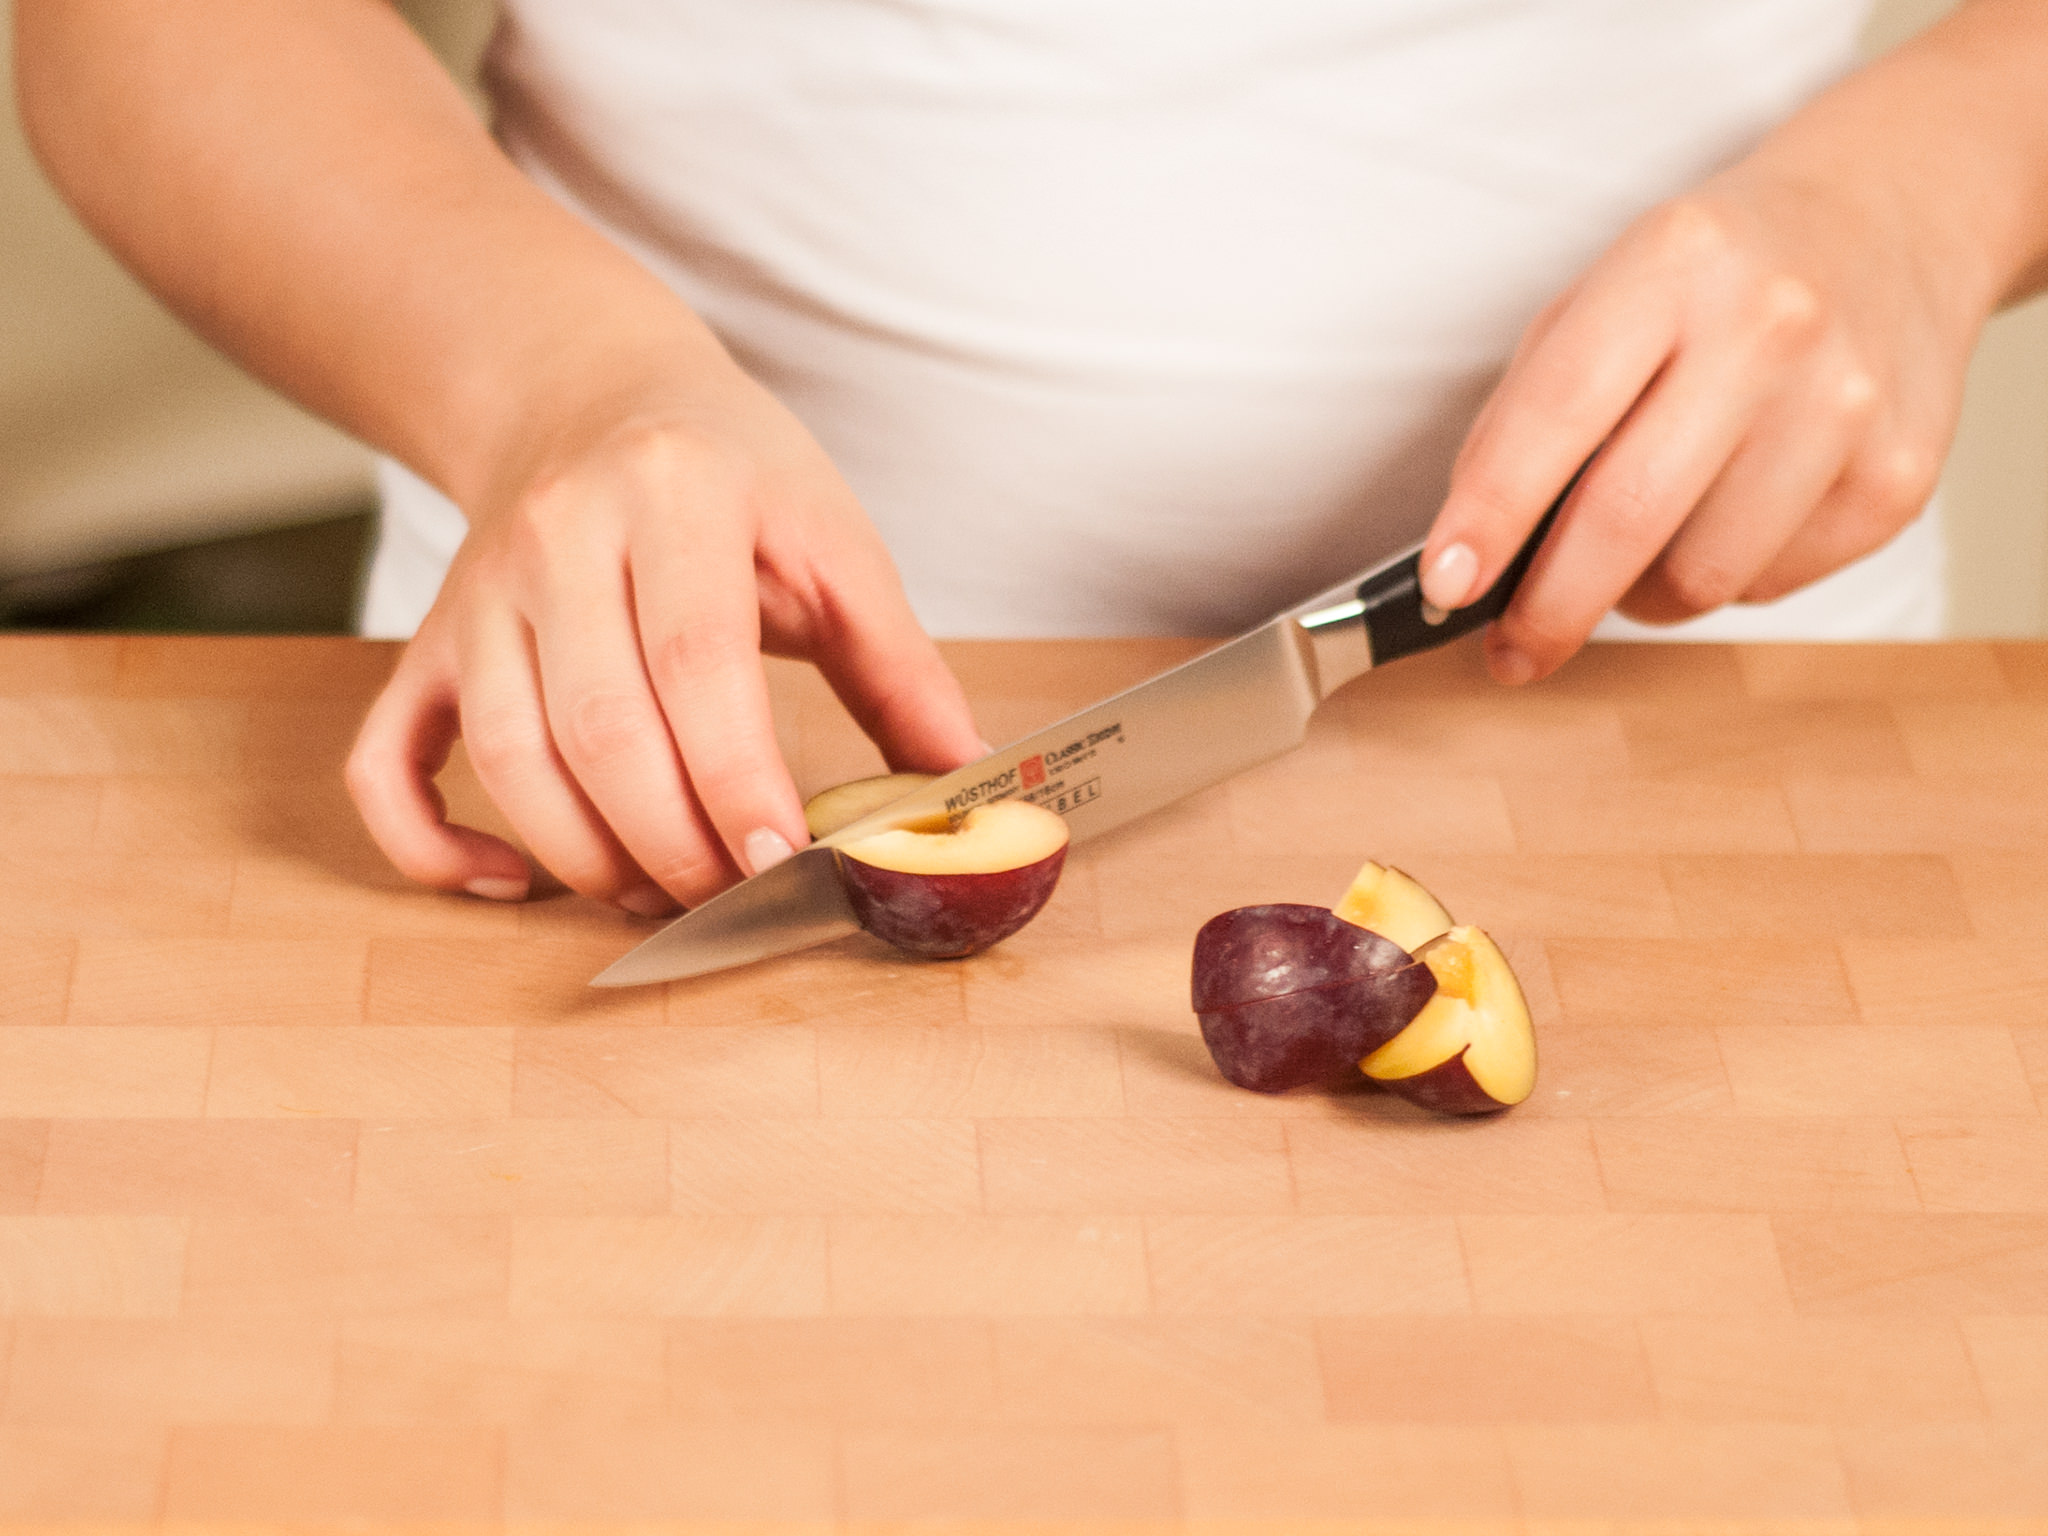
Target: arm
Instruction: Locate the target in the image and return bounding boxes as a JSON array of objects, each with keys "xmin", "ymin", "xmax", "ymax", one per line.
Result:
[
  {"xmin": 1416, "ymin": 0, "xmax": 2048, "ymax": 681},
  {"xmin": 16, "ymin": 0, "xmax": 983, "ymax": 910}
]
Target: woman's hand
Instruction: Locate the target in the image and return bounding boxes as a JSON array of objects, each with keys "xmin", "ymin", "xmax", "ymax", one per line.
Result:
[
  {"xmin": 1418, "ymin": 0, "xmax": 2048, "ymax": 682},
  {"xmin": 346, "ymin": 356, "xmax": 986, "ymax": 915}
]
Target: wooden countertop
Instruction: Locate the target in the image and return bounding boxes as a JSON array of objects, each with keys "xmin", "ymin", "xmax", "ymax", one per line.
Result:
[{"xmin": 2, "ymin": 633, "xmax": 2046, "ymax": 1533}]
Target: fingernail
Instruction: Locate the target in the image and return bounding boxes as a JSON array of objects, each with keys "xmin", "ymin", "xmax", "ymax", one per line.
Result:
[
  {"xmin": 619, "ymin": 884, "xmax": 676, "ymax": 918},
  {"xmin": 742, "ymin": 827, "xmax": 795, "ymax": 877},
  {"xmin": 464, "ymin": 875, "xmax": 528, "ymax": 902},
  {"xmin": 1490, "ymin": 645, "xmax": 1537, "ymax": 687},
  {"xmin": 975, "ymin": 739, "xmax": 996, "ymax": 757},
  {"xmin": 1421, "ymin": 542, "xmax": 1480, "ymax": 612}
]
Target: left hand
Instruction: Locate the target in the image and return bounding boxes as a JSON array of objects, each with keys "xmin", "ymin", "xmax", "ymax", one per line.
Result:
[{"xmin": 1414, "ymin": 2, "xmax": 2048, "ymax": 683}]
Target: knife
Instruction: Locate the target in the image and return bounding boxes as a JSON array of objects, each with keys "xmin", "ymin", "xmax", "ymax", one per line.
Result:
[{"xmin": 592, "ymin": 496, "xmax": 1565, "ymax": 987}]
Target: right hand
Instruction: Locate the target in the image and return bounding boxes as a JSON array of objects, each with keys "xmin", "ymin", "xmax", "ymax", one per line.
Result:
[{"xmin": 346, "ymin": 351, "xmax": 986, "ymax": 916}]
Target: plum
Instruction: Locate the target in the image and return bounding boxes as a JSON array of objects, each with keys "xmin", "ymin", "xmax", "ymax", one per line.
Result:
[
  {"xmin": 837, "ymin": 799, "xmax": 1068, "ymax": 959},
  {"xmin": 1192, "ymin": 904, "xmax": 1436, "ymax": 1092},
  {"xmin": 803, "ymin": 773, "xmax": 938, "ymax": 840}
]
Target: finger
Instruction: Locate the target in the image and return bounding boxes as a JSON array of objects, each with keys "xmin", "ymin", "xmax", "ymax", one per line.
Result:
[
  {"xmin": 633, "ymin": 507, "xmax": 812, "ymax": 881},
  {"xmin": 455, "ymin": 602, "xmax": 664, "ymax": 912},
  {"xmin": 1419, "ymin": 257, "xmax": 1683, "ymax": 614},
  {"xmin": 1487, "ymin": 275, "xmax": 1824, "ymax": 679},
  {"xmin": 345, "ymin": 631, "xmax": 533, "ymax": 900},
  {"xmin": 798, "ymin": 526, "xmax": 986, "ymax": 774},
  {"xmin": 1617, "ymin": 361, "xmax": 1874, "ymax": 624},
  {"xmin": 530, "ymin": 546, "xmax": 739, "ymax": 907},
  {"xmin": 1452, "ymin": 282, "xmax": 1582, "ymax": 460},
  {"xmin": 1740, "ymin": 434, "xmax": 1943, "ymax": 603}
]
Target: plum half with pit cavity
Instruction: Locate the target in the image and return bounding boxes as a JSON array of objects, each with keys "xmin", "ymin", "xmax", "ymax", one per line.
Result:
[{"xmin": 836, "ymin": 798, "xmax": 1068, "ymax": 959}]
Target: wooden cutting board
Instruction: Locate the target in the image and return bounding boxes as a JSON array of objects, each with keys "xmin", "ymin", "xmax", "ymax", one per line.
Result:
[{"xmin": 0, "ymin": 633, "xmax": 2044, "ymax": 1533}]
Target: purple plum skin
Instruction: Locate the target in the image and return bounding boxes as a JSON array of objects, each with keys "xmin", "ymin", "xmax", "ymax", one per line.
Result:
[
  {"xmin": 1375, "ymin": 1048, "xmax": 1514, "ymax": 1116},
  {"xmin": 1192, "ymin": 904, "xmax": 1436, "ymax": 1093},
  {"xmin": 838, "ymin": 847, "xmax": 1066, "ymax": 959}
]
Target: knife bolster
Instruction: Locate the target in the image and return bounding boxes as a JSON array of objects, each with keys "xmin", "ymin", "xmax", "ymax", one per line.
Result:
[{"xmin": 1294, "ymin": 598, "xmax": 1375, "ymax": 701}]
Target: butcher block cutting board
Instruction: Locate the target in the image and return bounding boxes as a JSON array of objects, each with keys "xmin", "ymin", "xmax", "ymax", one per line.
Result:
[{"xmin": 0, "ymin": 632, "xmax": 2045, "ymax": 1534}]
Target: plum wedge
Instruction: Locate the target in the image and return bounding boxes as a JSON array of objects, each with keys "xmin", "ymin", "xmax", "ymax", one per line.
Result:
[{"xmin": 1361, "ymin": 925, "xmax": 1536, "ymax": 1113}]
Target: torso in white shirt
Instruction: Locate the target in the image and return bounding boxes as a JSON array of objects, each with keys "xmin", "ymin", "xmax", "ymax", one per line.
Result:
[{"xmin": 362, "ymin": 0, "xmax": 1945, "ymax": 641}]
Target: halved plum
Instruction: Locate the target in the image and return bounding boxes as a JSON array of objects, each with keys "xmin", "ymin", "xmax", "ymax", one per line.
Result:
[
  {"xmin": 1192, "ymin": 904, "xmax": 1436, "ymax": 1093},
  {"xmin": 837, "ymin": 798, "xmax": 1068, "ymax": 959}
]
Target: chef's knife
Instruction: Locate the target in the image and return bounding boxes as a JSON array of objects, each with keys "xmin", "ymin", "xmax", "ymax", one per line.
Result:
[{"xmin": 592, "ymin": 497, "xmax": 1565, "ymax": 987}]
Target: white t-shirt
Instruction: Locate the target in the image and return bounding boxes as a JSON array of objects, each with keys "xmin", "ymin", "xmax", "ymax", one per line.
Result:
[{"xmin": 362, "ymin": 0, "xmax": 1945, "ymax": 641}]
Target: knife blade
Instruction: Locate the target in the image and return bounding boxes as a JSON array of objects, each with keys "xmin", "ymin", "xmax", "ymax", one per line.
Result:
[{"xmin": 592, "ymin": 496, "xmax": 1564, "ymax": 987}]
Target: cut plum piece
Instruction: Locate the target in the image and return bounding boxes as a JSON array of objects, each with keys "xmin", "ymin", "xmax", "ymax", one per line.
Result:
[
  {"xmin": 837, "ymin": 798, "xmax": 1068, "ymax": 959},
  {"xmin": 1362, "ymin": 925, "xmax": 1535, "ymax": 1114},
  {"xmin": 1192, "ymin": 904, "xmax": 1436, "ymax": 1093},
  {"xmin": 1332, "ymin": 859, "xmax": 1455, "ymax": 953},
  {"xmin": 802, "ymin": 772, "xmax": 939, "ymax": 840}
]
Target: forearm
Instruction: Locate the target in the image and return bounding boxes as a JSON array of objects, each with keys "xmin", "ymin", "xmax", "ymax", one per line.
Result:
[
  {"xmin": 14, "ymin": 0, "xmax": 723, "ymax": 512},
  {"xmin": 1750, "ymin": 0, "xmax": 2048, "ymax": 315}
]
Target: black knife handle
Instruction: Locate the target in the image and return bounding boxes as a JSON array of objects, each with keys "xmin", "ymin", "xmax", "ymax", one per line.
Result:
[{"xmin": 1357, "ymin": 478, "xmax": 1575, "ymax": 668}]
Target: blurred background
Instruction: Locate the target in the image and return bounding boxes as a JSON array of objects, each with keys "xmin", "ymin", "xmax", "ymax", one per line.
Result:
[
  {"xmin": 0, "ymin": 0, "xmax": 489, "ymax": 632},
  {"xmin": 2, "ymin": 0, "xmax": 2044, "ymax": 635}
]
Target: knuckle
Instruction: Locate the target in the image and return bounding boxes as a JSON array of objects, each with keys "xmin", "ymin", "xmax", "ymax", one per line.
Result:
[
  {"xmin": 1577, "ymin": 473, "xmax": 1664, "ymax": 545},
  {"xmin": 551, "ymin": 857, "xmax": 632, "ymax": 905},
  {"xmin": 643, "ymin": 846, "xmax": 731, "ymax": 906},
  {"xmin": 1849, "ymin": 440, "xmax": 1939, "ymax": 523},
  {"xmin": 1659, "ymin": 552, "xmax": 1743, "ymax": 615},
  {"xmin": 614, "ymin": 420, "xmax": 753, "ymax": 504},
  {"xmin": 1495, "ymin": 607, "xmax": 1579, "ymax": 668},
  {"xmin": 864, "ymin": 676, "xmax": 928, "ymax": 738},
  {"xmin": 560, "ymin": 688, "xmax": 657, "ymax": 768},
  {"xmin": 1739, "ymin": 572, "xmax": 1793, "ymax": 605},
  {"xmin": 343, "ymin": 733, "xmax": 381, "ymax": 804},
  {"xmin": 1884, "ymin": 441, "xmax": 1940, "ymax": 508},
  {"xmin": 506, "ymin": 491, "xmax": 586, "ymax": 579},
  {"xmin": 1649, "ymin": 198, "xmax": 1732, "ymax": 266},
  {"xmin": 1756, "ymin": 273, "xmax": 1823, "ymax": 340},
  {"xmin": 604, "ymin": 424, "xmax": 690, "ymax": 494},
  {"xmin": 511, "ymin": 480, "xmax": 575, "ymax": 544},
  {"xmin": 647, "ymin": 619, "xmax": 757, "ymax": 697},
  {"xmin": 461, "ymin": 734, "xmax": 527, "ymax": 789},
  {"xmin": 1615, "ymin": 583, "xmax": 1690, "ymax": 628},
  {"xmin": 684, "ymin": 759, "xmax": 778, "ymax": 831},
  {"xmin": 1445, "ymin": 465, "xmax": 1530, "ymax": 535},
  {"xmin": 1831, "ymin": 364, "xmax": 1880, "ymax": 421},
  {"xmin": 461, "ymin": 705, "xmax": 551, "ymax": 786}
]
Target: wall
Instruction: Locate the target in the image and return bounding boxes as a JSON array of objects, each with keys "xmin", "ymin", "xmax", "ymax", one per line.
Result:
[
  {"xmin": 2, "ymin": 0, "xmax": 2043, "ymax": 628},
  {"xmin": 1863, "ymin": 0, "xmax": 2048, "ymax": 635},
  {"xmin": 0, "ymin": 3, "xmax": 372, "ymax": 575}
]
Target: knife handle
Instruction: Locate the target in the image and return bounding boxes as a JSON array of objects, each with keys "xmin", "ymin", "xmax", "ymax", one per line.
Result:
[{"xmin": 1354, "ymin": 480, "xmax": 1573, "ymax": 668}]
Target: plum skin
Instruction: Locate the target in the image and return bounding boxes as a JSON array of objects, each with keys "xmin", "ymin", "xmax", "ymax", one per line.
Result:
[
  {"xmin": 1371, "ymin": 1049, "xmax": 1506, "ymax": 1115},
  {"xmin": 837, "ymin": 846, "xmax": 1066, "ymax": 959},
  {"xmin": 1192, "ymin": 904, "xmax": 1436, "ymax": 1093},
  {"xmin": 1362, "ymin": 925, "xmax": 1536, "ymax": 1114}
]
